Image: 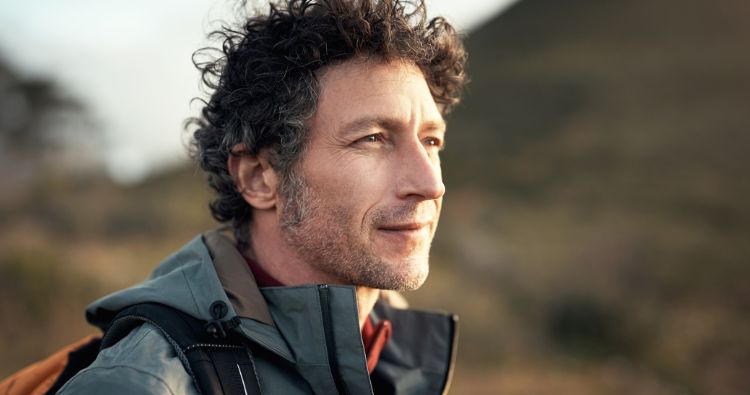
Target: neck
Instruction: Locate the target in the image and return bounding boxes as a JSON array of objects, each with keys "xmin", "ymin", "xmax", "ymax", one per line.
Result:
[{"xmin": 355, "ymin": 287, "xmax": 380, "ymax": 328}]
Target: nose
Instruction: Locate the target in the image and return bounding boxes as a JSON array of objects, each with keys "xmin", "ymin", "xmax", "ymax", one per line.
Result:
[{"xmin": 396, "ymin": 140, "xmax": 445, "ymax": 201}]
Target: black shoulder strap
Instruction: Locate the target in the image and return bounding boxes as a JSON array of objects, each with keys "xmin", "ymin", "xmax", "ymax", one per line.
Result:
[{"xmin": 101, "ymin": 302, "xmax": 262, "ymax": 395}]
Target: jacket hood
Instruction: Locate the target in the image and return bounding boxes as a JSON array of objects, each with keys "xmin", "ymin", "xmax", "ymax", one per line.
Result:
[
  {"xmin": 87, "ymin": 234, "xmax": 243, "ymax": 328},
  {"xmin": 85, "ymin": 232, "xmax": 299, "ymax": 361}
]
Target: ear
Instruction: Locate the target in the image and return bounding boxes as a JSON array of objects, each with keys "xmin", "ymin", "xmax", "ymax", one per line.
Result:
[{"xmin": 228, "ymin": 144, "xmax": 279, "ymax": 210}]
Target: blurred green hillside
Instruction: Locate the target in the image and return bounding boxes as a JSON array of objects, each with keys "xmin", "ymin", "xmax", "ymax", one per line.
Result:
[{"xmin": 2, "ymin": 0, "xmax": 749, "ymax": 394}]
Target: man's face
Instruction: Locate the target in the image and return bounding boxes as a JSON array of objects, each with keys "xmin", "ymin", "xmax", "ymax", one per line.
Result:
[{"xmin": 280, "ymin": 59, "xmax": 446, "ymax": 291}]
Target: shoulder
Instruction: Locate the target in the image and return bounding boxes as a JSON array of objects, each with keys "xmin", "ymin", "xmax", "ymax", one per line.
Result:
[{"xmin": 57, "ymin": 324, "xmax": 198, "ymax": 395}]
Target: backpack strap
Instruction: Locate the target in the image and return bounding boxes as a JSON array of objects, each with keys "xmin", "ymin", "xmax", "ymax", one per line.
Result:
[
  {"xmin": 0, "ymin": 334, "xmax": 103, "ymax": 395},
  {"xmin": 42, "ymin": 336, "xmax": 102, "ymax": 395},
  {"xmin": 101, "ymin": 302, "xmax": 262, "ymax": 395}
]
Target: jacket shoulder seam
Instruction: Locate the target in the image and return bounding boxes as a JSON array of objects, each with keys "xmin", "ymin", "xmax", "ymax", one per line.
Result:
[{"xmin": 105, "ymin": 322, "xmax": 161, "ymax": 358}]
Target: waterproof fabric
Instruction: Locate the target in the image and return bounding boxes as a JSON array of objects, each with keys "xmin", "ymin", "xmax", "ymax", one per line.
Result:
[{"xmin": 56, "ymin": 231, "xmax": 457, "ymax": 394}]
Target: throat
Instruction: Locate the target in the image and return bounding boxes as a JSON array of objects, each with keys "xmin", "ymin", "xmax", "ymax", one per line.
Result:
[{"xmin": 355, "ymin": 287, "xmax": 380, "ymax": 329}]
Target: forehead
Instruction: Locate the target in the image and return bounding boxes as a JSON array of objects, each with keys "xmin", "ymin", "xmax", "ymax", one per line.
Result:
[{"xmin": 310, "ymin": 59, "xmax": 444, "ymax": 135}]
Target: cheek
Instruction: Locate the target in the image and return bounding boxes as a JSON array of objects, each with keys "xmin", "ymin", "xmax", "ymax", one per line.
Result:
[
  {"xmin": 342, "ymin": 168, "xmax": 393, "ymax": 227},
  {"xmin": 304, "ymin": 152, "xmax": 394, "ymax": 219},
  {"xmin": 434, "ymin": 197, "xmax": 444, "ymax": 226}
]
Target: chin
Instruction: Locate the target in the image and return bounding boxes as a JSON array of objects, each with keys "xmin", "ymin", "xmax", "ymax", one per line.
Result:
[
  {"xmin": 383, "ymin": 256, "xmax": 430, "ymax": 291},
  {"xmin": 402, "ymin": 268, "xmax": 429, "ymax": 291}
]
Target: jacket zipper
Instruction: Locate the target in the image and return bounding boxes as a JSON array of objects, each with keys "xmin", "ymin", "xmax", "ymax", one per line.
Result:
[
  {"xmin": 183, "ymin": 343, "xmax": 245, "ymax": 352},
  {"xmin": 318, "ymin": 284, "xmax": 349, "ymax": 395}
]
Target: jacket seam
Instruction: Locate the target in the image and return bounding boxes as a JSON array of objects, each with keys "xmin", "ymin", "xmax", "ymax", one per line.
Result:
[
  {"xmin": 59, "ymin": 365, "xmax": 178, "ymax": 395},
  {"xmin": 124, "ymin": 323, "xmax": 152, "ymax": 350},
  {"xmin": 126, "ymin": 319, "xmax": 198, "ymax": 388},
  {"xmin": 244, "ymin": 348, "xmax": 263, "ymax": 391},
  {"xmin": 181, "ymin": 265, "xmax": 204, "ymax": 319}
]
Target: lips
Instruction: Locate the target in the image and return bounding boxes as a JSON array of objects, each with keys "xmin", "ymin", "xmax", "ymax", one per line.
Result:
[
  {"xmin": 380, "ymin": 222, "xmax": 429, "ymax": 232},
  {"xmin": 378, "ymin": 222, "xmax": 430, "ymax": 231}
]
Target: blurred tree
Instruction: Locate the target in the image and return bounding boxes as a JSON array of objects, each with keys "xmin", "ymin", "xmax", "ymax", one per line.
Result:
[{"xmin": 0, "ymin": 57, "xmax": 97, "ymax": 195}]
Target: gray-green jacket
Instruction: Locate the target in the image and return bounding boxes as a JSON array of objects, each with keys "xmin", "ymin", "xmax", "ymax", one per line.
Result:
[{"xmin": 57, "ymin": 231, "xmax": 457, "ymax": 394}]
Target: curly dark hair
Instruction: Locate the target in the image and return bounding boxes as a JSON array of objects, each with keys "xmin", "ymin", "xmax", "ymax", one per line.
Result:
[{"xmin": 189, "ymin": 0, "xmax": 467, "ymax": 246}]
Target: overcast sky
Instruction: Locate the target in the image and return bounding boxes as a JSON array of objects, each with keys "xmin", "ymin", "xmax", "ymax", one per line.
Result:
[{"xmin": 0, "ymin": 0, "xmax": 519, "ymax": 183}]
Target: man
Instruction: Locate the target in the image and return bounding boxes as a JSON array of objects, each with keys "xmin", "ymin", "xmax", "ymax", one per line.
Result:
[{"xmin": 58, "ymin": 0, "xmax": 466, "ymax": 393}]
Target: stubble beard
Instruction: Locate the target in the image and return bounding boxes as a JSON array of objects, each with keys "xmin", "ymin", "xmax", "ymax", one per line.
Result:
[{"xmin": 278, "ymin": 170, "xmax": 431, "ymax": 291}]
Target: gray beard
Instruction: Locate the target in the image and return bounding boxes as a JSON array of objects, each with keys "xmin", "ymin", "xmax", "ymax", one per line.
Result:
[{"xmin": 278, "ymin": 171, "xmax": 429, "ymax": 291}]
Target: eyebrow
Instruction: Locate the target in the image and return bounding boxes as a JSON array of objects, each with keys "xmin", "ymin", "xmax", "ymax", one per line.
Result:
[{"xmin": 338, "ymin": 116, "xmax": 447, "ymax": 137}]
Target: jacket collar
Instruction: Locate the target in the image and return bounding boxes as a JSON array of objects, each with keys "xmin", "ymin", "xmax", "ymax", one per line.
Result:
[
  {"xmin": 204, "ymin": 229, "xmax": 458, "ymax": 393},
  {"xmin": 204, "ymin": 230, "xmax": 374, "ymax": 393},
  {"xmin": 87, "ymin": 229, "xmax": 457, "ymax": 394},
  {"xmin": 203, "ymin": 229, "xmax": 274, "ymax": 325}
]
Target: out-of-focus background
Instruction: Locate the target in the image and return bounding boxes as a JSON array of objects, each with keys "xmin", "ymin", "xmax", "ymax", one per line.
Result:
[{"xmin": 1, "ymin": 0, "xmax": 749, "ymax": 394}]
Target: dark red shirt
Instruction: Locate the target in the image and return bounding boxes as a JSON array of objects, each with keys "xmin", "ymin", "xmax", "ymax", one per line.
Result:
[{"xmin": 244, "ymin": 256, "xmax": 392, "ymax": 373}]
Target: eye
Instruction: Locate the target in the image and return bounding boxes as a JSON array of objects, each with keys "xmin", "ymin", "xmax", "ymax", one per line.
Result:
[
  {"xmin": 423, "ymin": 136, "xmax": 444, "ymax": 149},
  {"xmin": 356, "ymin": 133, "xmax": 383, "ymax": 144}
]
